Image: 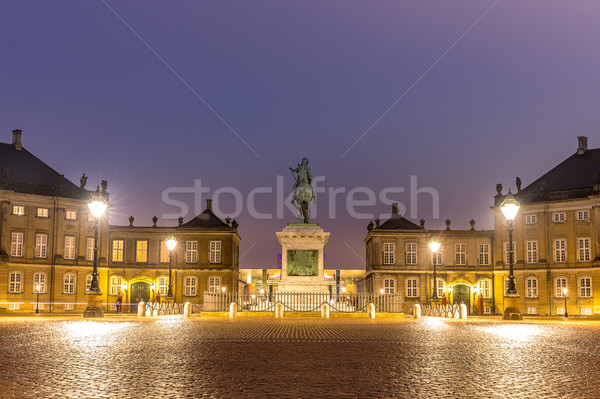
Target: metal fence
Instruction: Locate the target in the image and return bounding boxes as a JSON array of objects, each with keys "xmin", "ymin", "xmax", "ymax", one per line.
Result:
[
  {"xmin": 144, "ymin": 301, "xmax": 185, "ymax": 316},
  {"xmin": 203, "ymin": 292, "xmax": 408, "ymax": 313},
  {"xmin": 419, "ymin": 303, "xmax": 461, "ymax": 317}
]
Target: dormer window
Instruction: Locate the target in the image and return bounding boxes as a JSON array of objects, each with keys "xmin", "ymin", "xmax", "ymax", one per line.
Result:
[
  {"xmin": 553, "ymin": 212, "xmax": 566, "ymax": 223},
  {"xmin": 37, "ymin": 208, "xmax": 49, "ymax": 218},
  {"xmin": 577, "ymin": 210, "xmax": 590, "ymax": 221},
  {"xmin": 12, "ymin": 205, "xmax": 25, "ymax": 216}
]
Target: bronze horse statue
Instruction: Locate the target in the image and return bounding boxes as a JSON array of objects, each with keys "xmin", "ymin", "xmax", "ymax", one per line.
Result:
[{"xmin": 290, "ymin": 158, "xmax": 316, "ymax": 223}]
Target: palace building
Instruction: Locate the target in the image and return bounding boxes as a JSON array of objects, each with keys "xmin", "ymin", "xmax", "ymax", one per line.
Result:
[{"xmin": 0, "ymin": 130, "xmax": 240, "ymax": 313}]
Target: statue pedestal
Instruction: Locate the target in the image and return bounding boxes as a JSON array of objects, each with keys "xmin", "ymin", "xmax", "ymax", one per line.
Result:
[
  {"xmin": 276, "ymin": 224, "xmax": 330, "ymax": 292},
  {"xmin": 503, "ymin": 293, "xmax": 523, "ymax": 320},
  {"xmin": 83, "ymin": 292, "xmax": 104, "ymax": 318}
]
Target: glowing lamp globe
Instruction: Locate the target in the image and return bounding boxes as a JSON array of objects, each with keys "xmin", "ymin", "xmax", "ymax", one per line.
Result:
[
  {"xmin": 165, "ymin": 236, "xmax": 177, "ymax": 251},
  {"xmin": 88, "ymin": 195, "xmax": 108, "ymax": 219},
  {"xmin": 500, "ymin": 190, "xmax": 520, "ymax": 221},
  {"xmin": 428, "ymin": 241, "xmax": 441, "ymax": 253}
]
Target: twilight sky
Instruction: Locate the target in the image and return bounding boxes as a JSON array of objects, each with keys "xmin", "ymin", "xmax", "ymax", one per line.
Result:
[{"xmin": 2, "ymin": 1, "xmax": 599, "ymax": 269}]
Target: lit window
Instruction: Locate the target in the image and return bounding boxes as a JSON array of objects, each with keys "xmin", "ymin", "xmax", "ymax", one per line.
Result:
[
  {"xmin": 210, "ymin": 241, "xmax": 222, "ymax": 263},
  {"xmin": 527, "ymin": 307, "xmax": 538, "ymax": 315},
  {"xmin": 208, "ymin": 277, "xmax": 221, "ymax": 293},
  {"xmin": 525, "ymin": 215, "xmax": 537, "ymax": 224},
  {"xmin": 33, "ymin": 272, "xmax": 47, "ymax": 293},
  {"xmin": 63, "ymin": 274, "xmax": 75, "ymax": 294},
  {"xmin": 110, "ymin": 275, "xmax": 123, "ymax": 295},
  {"xmin": 11, "ymin": 232, "xmax": 24, "ymax": 257},
  {"xmin": 556, "ymin": 307, "xmax": 565, "ymax": 315},
  {"xmin": 406, "ymin": 278, "xmax": 418, "ymax": 297},
  {"xmin": 436, "ymin": 279, "xmax": 445, "ymax": 298},
  {"xmin": 186, "ymin": 241, "xmax": 198, "ymax": 263},
  {"xmin": 136, "ymin": 240, "xmax": 148, "ymax": 262},
  {"xmin": 37, "ymin": 208, "xmax": 49, "ymax": 218},
  {"xmin": 86, "ymin": 274, "xmax": 92, "ymax": 291},
  {"xmin": 478, "ymin": 244, "xmax": 489, "ymax": 265},
  {"xmin": 35, "ymin": 234, "xmax": 48, "ymax": 258},
  {"xmin": 577, "ymin": 210, "xmax": 590, "ymax": 221},
  {"xmin": 579, "ymin": 277, "xmax": 592, "ymax": 298},
  {"xmin": 8, "ymin": 303, "xmax": 21, "ymax": 311},
  {"xmin": 12, "ymin": 205, "xmax": 25, "ymax": 216},
  {"xmin": 553, "ymin": 212, "xmax": 566, "ymax": 223},
  {"xmin": 455, "ymin": 244, "xmax": 466, "ymax": 265},
  {"xmin": 555, "ymin": 277, "xmax": 567, "ymax": 297},
  {"xmin": 405, "ymin": 243, "xmax": 417, "ymax": 265},
  {"xmin": 478, "ymin": 279, "xmax": 491, "ymax": 298},
  {"xmin": 526, "ymin": 241, "xmax": 538, "ymax": 264},
  {"xmin": 383, "ymin": 243, "xmax": 395, "ymax": 265},
  {"xmin": 65, "ymin": 210, "xmax": 77, "ymax": 220},
  {"xmin": 160, "ymin": 241, "xmax": 169, "ymax": 263},
  {"xmin": 185, "ymin": 276, "xmax": 197, "ymax": 296},
  {"xmin": 580, "ymin": 307, "xmax": 593, "ymax": 315},
  {"xmin": 9, "ymin": 272, "xmax": 22, "ymax": 293},
  {"xmin": 504, "ymin": 241, "xmax": 515, "ymax": 265},
  {"xmin": 383, "ymin": 278, "xmax": 395, "ymax": 294},
  {"xmin": 86, "ymin": 238, "xmax": 95, "ymax": 261},
  {"xmin": 112, "ymin": 240, "xmax": 124, "ymax": 262},
  {"xmin": 554, "ymin": 239, "xmax": 566, "ymax": 263},
  {"xmin": 64, "ymin": 303, "xmax": 74, "ymax": 311},
  {"xmin": 525, "ymin": 277, "xmax": 538, "ymax": 298},
  {"xmin": 578, "ymin": 238, "xmax": 591, "ymax": 262},
  {"xmin": 64, "ymin": 236, "xmax": 76, "ymax": 260},
  {"xmin": 484, "ymin": 306, "xmax": 491, "ymax": 314},
  {"xmin": 159, "ymin": 276, "xmax": 169, "ymax": 295}
]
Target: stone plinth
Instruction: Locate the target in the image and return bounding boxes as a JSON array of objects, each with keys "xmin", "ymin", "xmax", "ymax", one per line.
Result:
[
  {"xmin": 83, "ymin": 292, "xmax": 104, "ymax": 318},
  {"xmin": 276, "ymin": 223, "xmax": 330, "ymax": 292},
  {"xmin": 503, "ymin": 293, "xmax": 523, "ymax": 320}
]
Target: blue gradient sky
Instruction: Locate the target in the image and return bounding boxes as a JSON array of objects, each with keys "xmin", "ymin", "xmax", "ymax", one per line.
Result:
[{"xmin": 2, "ymin": 1, "xmax": 599, "ymax": 269}]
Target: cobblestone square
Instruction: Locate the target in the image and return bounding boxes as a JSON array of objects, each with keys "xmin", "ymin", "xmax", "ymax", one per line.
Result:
[{"xmin": 0, "ymin": 316, "xmax": 599, "ymax": 398}]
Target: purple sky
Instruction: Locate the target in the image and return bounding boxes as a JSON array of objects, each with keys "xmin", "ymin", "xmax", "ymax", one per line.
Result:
[{"xmin": 2, "ymin": 1, "xmax": 599, "ymax": 269}]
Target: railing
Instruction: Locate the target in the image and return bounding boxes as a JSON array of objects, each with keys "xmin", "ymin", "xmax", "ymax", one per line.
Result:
[
  {"xmin": 420, "ymin": 303, "xmax": 461, "ymax": 317},
  {"xmin": 203, "ymin": 292, "xmax": 407, "ymax": 313},
  {"xmin": 144, "ymin": 301, "xmax": 185, "ymax": 316}
]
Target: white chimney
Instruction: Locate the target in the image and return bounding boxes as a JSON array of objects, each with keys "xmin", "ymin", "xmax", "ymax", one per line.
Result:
[
  {"xmin": 12, "ymin": 129, "xmax": 22, "ymax": 151},
  {"xmin": 577, "ymin": 136, "xmax": 588, "ymax": 155}
]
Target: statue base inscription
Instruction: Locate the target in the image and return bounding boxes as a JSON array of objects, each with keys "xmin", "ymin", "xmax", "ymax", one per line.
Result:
[{"xmin": 276, "ymin": 224, "xmax": 330, "ymax": 292}]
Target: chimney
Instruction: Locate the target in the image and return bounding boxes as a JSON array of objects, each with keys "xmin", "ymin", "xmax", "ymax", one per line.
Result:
[
  {"xmin": 206, "ymin": 198, "xmax": 213, "ymax": 211},
  {"xmin": 12, "ymin": 129, "xmax": 22, "ymax": 151},
  {"xmin": 577, "ymin": 136, "xmax": 588, "ymax": 155},
  {"xmin": 391, "ymin": 202, "xmax": 398, "ymax": 216}
]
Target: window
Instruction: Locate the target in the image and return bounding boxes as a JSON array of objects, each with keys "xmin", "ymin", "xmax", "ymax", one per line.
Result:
[
  {"xmin": 159, "ymin": 276, "xmax": 169, "ymax": 295},
  {"xmin": 208, "ymin": 277, "xmax": 221, "ymax": 293},
  {"xmin": 478, "ymin": 244, "xmax": 489, "ymax": 265},
  {"xmin": 8, "ymin": 303, "xmax": 21, "ymax": 311},
  {"xmin": 9, "ymin": 272, "xmax": 22, "ymax": 293},
  {"xmin": 86, "ymin": 238, "xmax": 95, "ymax": 261},
  {"xmin": 555, "ymin": 277, "xmax": 567, "ymax": 297},
  {"xmin": 185, "ymin": 276, "xmax": 197, "ymax": 296},
  {"xmin": 383, "ymin": 243, "xmax": 395, "ymax": 265},
  {"xmin": 554, "ymin": 239, "xmax": 566, "ymax": 263},
  {"xmin": 383, "ymin": 278, "xmax": 395, "ymax": 294},
  {"xmin": 455, "ymin": 244, "xmax": 466, "ymax": 265},
  {"xmin": 553, "ymin": 212, "xmax": 566, "ymax": 223},
  {"xmin": 35, "ymin": 303, "xmax": 45, "ymax": 311},
  {"xmin": 64, "ymin": 236, "xmax": 76, "ymax": 260},
  {"xmin": 525, "ymin": 215, "xmax": 537, "ymax": 225},
  {"xmin": 577, "ymin": 210, "xmax": 590, "ymax": 221},
  {"xmin": 525, "ymin": 277, "xmax": 538, "ymax": 298},
  {"xmin": 37, "ymin": 208, "xmax": 49, "ymax": 218},
  {"xmin": 88, "ymin": 213, "xmax": 94, "ymax": 222},
  {"xmin": 580, "ymin": 307, "xmax": 593, "ymax": 315},
  {"xmin": 433, "ymin": 251, "xmax": 443, "ymax": 266},
  {"xmin": 579, "ymin": 277, "xmax": 592, "ymax": 298},
  {"xmin": 12, "ymin": 205, "xmax": 25, "ymax": 215},
  {"xmin": 436, "ymin": 279, "xmax": 445, "ymax": 298},
  {"xmin": 35, "ymin": 234, "xmax": 48, "ymax": 258},
  {"xmin": 186, "ymin": 241, "xmax": 198, "ymax": 263},
  {"xmin": 11, "ymin": 232, "xmax": 24, "ymax": 257},
  {"xmin": 110, "ymin": 275, "xmax": 123, "ymax": 295},
  {"xmin": 527, "ymin": 307, "xmax": 538, "ymax": 315},
  {"xmin": 210, "ymin": 241, "xmax": 222, "ymax": 263},
  {"xmin": 112, "ymin": 240, "xmax": 124, "ymax": 262},
  {"xmin": 64, "ymin": 303, "xmax": 74, "ymax": 311},
  {"xmin": 65, "ymin": 210, "xmax": 77, "ymax": 220},
  {"xmin": 136, "ymin": 240, "xmax": 148, "ymax": 262},
  {"xmin": 33, "ymin": 272, "xmax": 47, "ymax": 293},
  {"xmin": 160, "ymin": 241, "xmax": 169, "ymax": 263},
  {"xmin": 405, "ymin": 243, "xmax": 417, "ymax": 265},
  {"xmin": 504, "ymin": 241, "xmax": 515, "ymax": 265},
  {"xmin": 478, "ymin": 279, "xmax": 491, "ymax": 298},
  {"xmin": 556, "ymin": 307, "xmax": 565, "ymax": 315},
  {"xmin": 406, "ymin": 278, "xmax": 418, "ymax": 297},
  {"xmin": 484, "ymin": 306, "xmax": 491, "ymax": 315},
  {"xmin": 86, "ymin": 274, "xmax": 92, "ymax": 291},
  {"xmin": 63, "ymin": 274, "xmax": 75, "ymax": 294},
  {"xmin": 526, "ymin": 241, "xmax": 538, "ymax": 264},
  {"xmin": 578, "ymin": 238, "xmax": 591, "ymax": 262}
]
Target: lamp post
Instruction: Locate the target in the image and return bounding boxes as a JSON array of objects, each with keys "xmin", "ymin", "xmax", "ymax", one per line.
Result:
[
  {"xmin": 563, "ymin": 288, "xmax": 568, "ymax": 318},
  {"xmin": 35, "ymin": 284, "xmax": 40, "ymax": 314},
  {"xmin": 84, "ymin": 187, "xmax": 108, "ymax": 318},
  {"xmin": 429, "ymin": 241, "xmax": 441, "ymax": 299},
  {"xmin": 500, "ymin": 189, "xmax": 522, "ymax": 320},
  {"xmin": 165, "ymin": 235, "xmax": 177, "ymax": 299}
]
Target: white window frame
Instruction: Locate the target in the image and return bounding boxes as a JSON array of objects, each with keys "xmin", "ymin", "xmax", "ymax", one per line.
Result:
[
  {"xmin": 527, "ymin": 307, "xmax": 538, "ymax": 315},
  {"xmin": 160, "ymin": 241, "xmax": 169, "ymax": 263},
  {"xmin": 578, "ymin": 238, "xmax": 591, "ymax": 262},
  {"xmin": 525, "ymin": 214, "xmax": 537, "ymax": 225},
  {"xmin": 12, "ymin": 205, "xmax": 25, "ymax": 216},
  {"xmin": 436, "ymin": 279, "xmax": 445, "ymax": 298},
  {"xmin": 184, "ymin": 276, "xmax": 198, "ymax": 297},
  {"xmin": 64, "ymin": 236, "xmax": 76, "ymax": 260},
  {"xmin": 159, "ymin": 276, "xmax": 169, "ymax": 296},
  {"xmin": 208, "ymin": 276, "xmax": 221, "ymax": 293},
  {"xmin": 112, "ymin": 240, "xmax": 124, "ymax": 262},
  {"xmin": 383, "ymin": 243, "xmax": 395, "ymax": 265},
  {"xmin": 186, "ymin": 241, "xmax": 198, "ymax": 263},
  {"xmin": 455, "ymin": 244, "xmax": 466, "ymax": 265},
  {"xmin": 36, "ymin": 208, "xmax": 49, "ymax": 218},
  {"xmin": 33, "ymin": 272, "xmax": 47, "ymax": 294},
  {"xmin": 557, "ymin": 307, "xmax": 565, "ymax": 315},
  {"xmin": 406, "ymin": 278, "xmax": 418, "ymax": 298},
  {"xmin": 9, "ymin": 271, "xmax": 23, "ymax": 293},
  {"xmin": 85, "ymin": 274, "xmax": 92, "ymax": 291},
  {"xmin": 136, "ymin": 240, "xmax": 148, "ymax": 263},
  {"xmin": 555, "ymin": 277, "xmax": 567, "ymax": 297},
  {"xmin": 86, "ymin": 238, "xmax": 95, "ymax": 261},
  {"xmin": 405, "ymin": 243, "xmax": 417, "ymax": 265},
  {"xmin": 579, "ymin": 277, "xmax": 592, "ymax": 298},
  {"xmin": 478, "ymin": 244, "xmax": 489, "ymax": 266},
  {"xmin": 526, "ymin": 240, "xmax": 538, "ymax": 264},
  {"xmin": 110, "ymin": 275, "xmax": 123, "ymax": 295},
  {"xmin": 64, "ymin": 303, "xmax": 74, "ymax": 311},
  {"xmin": 65, "ymin": 210, "xmax": 77, "ymax": 220},
  {"xmin": 525, "ymin": 276, "xmax": 538, "ymax": 298},
  {"xmin": 63, "ymin": 273, "xmax": 75, "ymax": 294},
  {"xmin": 553, "ymin": 212, "xmax": 566, "ymax": 223},
  {"xmin": 580, "ymin": 307, "xmax": 593, "ymax": 315},
  {"xmin": 554, "ymin": 239, "xmax": 566, "ymax": 263},
  {"xmin": 478, "ymin": 279, "xmax": 491, "ymax": 299},
  {"xmin": 210, "ymin": 241, "xmax": 222, "ymax": 264},
  {"xmin": 577, "ymin": 210, "xmax": 590, "ymax": 221},
  {"xmin": 11, "ymin": 232, "xmax": 24, "ymax": 257},
  {"xmin": 8, "ymin": 303, "xmax": 21, "ymax": 311},
  {"xmin": 383, "ymin": 278, "xmax": 395, "ymax": 294},
  {"xmin": 35, "ymin": 233, "xmax": 48, "ymax": 258}
]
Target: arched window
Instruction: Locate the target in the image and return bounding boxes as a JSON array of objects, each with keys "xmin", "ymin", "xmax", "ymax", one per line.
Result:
[
  {"xmin": 525, "ymin": 276, "xmax": 538, "ymax": 298},
  {"xmin": 9, "ymin": 271, "xmax": 23, "ymax": 293},
  {"xmin": 554, "ymin": 277, "xmax": 567, "ymax": 297},
  {"xmin": 63, "ymin": 273, "xmax": 76, "ymax": 294},
  {"xmin": 579, "ymin": 276, "xmax": 592, "ymax": 298},
  {"xmin": 33, "ymin": 272, "xmax": 47, "ymax": 294}
]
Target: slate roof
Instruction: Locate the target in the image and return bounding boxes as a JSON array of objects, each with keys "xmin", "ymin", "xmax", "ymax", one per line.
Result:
[
  {"xmin": 181, "ymin": 208, "xmax": 230, "ymax": 228},
  {"xmin": 378, "ymin": 214, "xmax": 422, "ymax": 230},
  {"xmin": 0, "ymin": 142, "xmax": 87, "ymax": 199}
]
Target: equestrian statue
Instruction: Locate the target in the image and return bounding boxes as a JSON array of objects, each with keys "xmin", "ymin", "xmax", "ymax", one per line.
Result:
[{"xmin": 289, "ymin": 157, "xmax": 316, "ymax": 223}]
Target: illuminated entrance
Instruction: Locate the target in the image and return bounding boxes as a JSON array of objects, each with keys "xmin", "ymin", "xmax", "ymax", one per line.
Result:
[
  {"xmin": 130, "ymin": 282, "xmax": 151, "ymax": 313},
  {"xmin": 452, "ymin": 284, "xmax": 471, "ymax": 313}
]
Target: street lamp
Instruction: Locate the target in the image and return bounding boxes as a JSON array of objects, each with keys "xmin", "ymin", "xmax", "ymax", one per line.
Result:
[
  {"xmin": 500, "ymin": 190, "xmax": 520, "ymax": 294},
  {"xmin": 35, "ymin": 284, "xmax": 41, "ymax": 314},
  {"xmin": 380, "ymin": 288, "xmax": 385, "ymax": 295},
  {"xmin": 563, "ymin": 288, "xmax": 568, "ymax": 318},
  {"xmin": 429, "ymin": 241, "xmax": 441, "ymax": 299},
  {"xmin": 165, "ymin": 235, "xmax": 177, "ymax": 298},
  {"xmin": 84, "ymin": 187, "xmax": 108, "ymax": 318}
]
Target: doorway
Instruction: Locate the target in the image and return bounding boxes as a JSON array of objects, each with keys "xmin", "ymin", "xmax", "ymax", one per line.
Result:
[
  {"xmin": 453, "ymin": 284, "xmax": 471, "ymax": 313},
  {"xmin": 130, "ymin": 282, "xmax": 151, "ymax": 313}
]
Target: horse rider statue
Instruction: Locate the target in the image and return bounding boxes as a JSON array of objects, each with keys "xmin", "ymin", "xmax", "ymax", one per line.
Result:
[{"xmin": 289, "ymin": 157, "xmax": 316, "ymax": 223}]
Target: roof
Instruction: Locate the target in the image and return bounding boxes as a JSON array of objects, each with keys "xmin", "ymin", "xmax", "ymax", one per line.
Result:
[
  {"xmin": 0, "ymin": 142, "xmax": 86, "ymax": 199},
  {"xmin": 181, "ymin": 208, "xmax": 231, "ymax": 228},
  {"xmin": 378, "ymin": 214, "xmax": 422, "ymax": 230}
]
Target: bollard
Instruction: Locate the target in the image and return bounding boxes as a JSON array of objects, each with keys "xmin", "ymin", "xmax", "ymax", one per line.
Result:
[
  {"xmin": 138, "ymin": 301, "xmax": 145, "ymax": 317},
  {"xmin": 321, "ymin": 303, "xmax": 330, "ymax": 318},
  {"xmin": 453, "ymin": 305, "xmax": 460, "ymax": 319},
  {"xmin": 413, "ymin": 304, "xmax": 421, "ymax": 319},
  {"xmin": 275, "ymin": 302, "xmax": 284, "ymax": 318},
  {"xmin": 183, "ymin": 302, "xmax": 191, "ymax": 317},
  {"xmin": 367, "ymin": 303, "xmax": 376, "ymax": 319},
  {"xmin": 229, "ymin": 302, "xmax": 238, "ymax": 318},
  {"xmin": 459, "ymin": 304, "xmax": 468, "ymax": 319},
  {"xmin": 145, "ymin": 302, "xmax": 153, "ymax": 317}
]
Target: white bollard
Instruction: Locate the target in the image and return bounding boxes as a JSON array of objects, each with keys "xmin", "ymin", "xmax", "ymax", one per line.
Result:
[
  {"xmin": 321, "ymin": 303, "xmax": 330, "ymax": 318},
  {"xmin": 183, "ymin": 302, "xmax": 191, "ymax": 317},
  {"xmin": 413, "ymin": 304, "xmax": 421, "ymax": 319},
  {"xmin": 275, "ymin": 302, "xmax": 284, "ymax": 318},
  {"xmin": 459, "ymin": 304, "xmax": 468, "ymax": 319},
  {"xmin": 367, "ymin": 303, "xmax": 376, "ymax": 319},
  {"xmin": 229, "ymin": 302, "xmax": 238, "ymax": 318},
  {"xmin": 138, "ymin": 302, "xmax": 145, "ymax": 317},
  {"xmin": 453, "ymin": 305, "xmax": 460, "ymax": 319}
]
